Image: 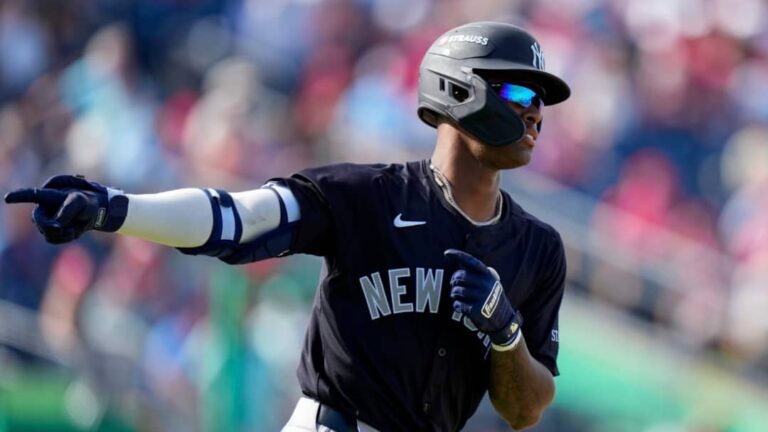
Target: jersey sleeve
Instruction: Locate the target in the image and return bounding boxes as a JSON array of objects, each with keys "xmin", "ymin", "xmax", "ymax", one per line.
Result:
[
  {"xmin": 277, "ymin": 163, "xmax": 389, "ymax": 258},
  {"xmin": 216, "ymin": 163, "xmax": 378, "ymax": 261},
  {"xmin": 276, "ymin": 172, "xmax": 336, "ymax": 257},
  {"xmin": 519, "ymin": 231, "xmax": 566, "ymax": 376}
]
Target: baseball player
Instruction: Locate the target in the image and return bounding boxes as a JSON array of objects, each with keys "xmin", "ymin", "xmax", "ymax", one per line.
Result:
[{"xmin": 5, "ymin": 22, "xmax": 569, "ymax": 431}]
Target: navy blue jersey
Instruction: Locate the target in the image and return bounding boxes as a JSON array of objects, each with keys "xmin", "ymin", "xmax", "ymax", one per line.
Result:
[{"xmin": 277, "ymin": 160, "xmax": 565, "ymax": 431}]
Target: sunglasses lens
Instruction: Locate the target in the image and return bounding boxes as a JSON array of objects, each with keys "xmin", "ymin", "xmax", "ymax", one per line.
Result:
[{"xmin": 496, "ymin": 83, "xmax": 541, "ymax": 108}]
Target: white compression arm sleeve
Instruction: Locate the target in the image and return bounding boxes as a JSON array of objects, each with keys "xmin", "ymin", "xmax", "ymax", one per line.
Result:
[{"xmin": 117, "ymin": 187, "xmax": 293, "ymax": 248}]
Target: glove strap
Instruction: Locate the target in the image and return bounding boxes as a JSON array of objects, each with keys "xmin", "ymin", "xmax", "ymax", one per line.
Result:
[
  {"xmin": 489, "ymin": 312, "xmax": 523, "ymax": 350},
  {"xmin": 492, "ymin": 329, "xmax": 523, "ymax": 352},
  {"xmin": 94, "ymin": 187, "xmax": 128, "ymax": 232},
  {"xmin": 99, "ymin": 194, "xmax": 129, "ymax": 232}
]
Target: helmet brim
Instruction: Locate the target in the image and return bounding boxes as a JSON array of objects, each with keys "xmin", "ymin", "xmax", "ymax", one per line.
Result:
[{"xmin": 470, "ymin": 59, "xmax": 571, "ymax": 106}]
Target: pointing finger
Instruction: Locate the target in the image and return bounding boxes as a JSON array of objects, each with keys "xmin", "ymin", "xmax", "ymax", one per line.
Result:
[
  {"xmin": 444, "ymin": 249, "xmax": 488, "ymax": 273},
  {"xmin": 4, "ymin": 189, "xmax": 68, "ymax": 207},
  {"xmin": 4, "ymin": 189, "xmax": 37, "ymax": 204}
]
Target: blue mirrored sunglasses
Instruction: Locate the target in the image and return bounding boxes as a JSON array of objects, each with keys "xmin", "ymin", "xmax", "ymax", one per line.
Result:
[{"xmin": 491, "ymin": 83, "xmax": 543, "ymax": 108}]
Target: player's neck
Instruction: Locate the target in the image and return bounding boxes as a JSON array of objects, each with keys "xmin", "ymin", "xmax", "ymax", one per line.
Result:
[
  {"xmin": 431, "ymin": 134, "xmax": 501, "ymax": 223},
  {"xmin": 430, "ymin": 163, "xmax": 502, "ymax": 224}
]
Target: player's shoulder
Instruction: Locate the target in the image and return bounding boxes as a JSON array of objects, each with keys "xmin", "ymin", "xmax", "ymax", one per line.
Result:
[
  {"xmin": 503, "ymin": 192, "xmax": 563, "ymax": 247},
  {"xmin": 295, "ymin": 160, "xmax": 422, "ymax": 188}
]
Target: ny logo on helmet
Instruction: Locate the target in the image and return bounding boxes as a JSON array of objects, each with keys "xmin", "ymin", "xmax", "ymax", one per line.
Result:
[{"xmin": 531, "ymin": 42, "xmax": 545, "ymax": 70}]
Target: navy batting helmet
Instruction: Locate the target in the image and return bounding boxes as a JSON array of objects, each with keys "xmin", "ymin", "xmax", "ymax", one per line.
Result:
[{"xmin": 417, "ymin": 22, "xmax": 571, "ymax": 146}]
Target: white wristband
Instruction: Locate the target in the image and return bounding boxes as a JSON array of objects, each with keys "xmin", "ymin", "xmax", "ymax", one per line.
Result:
[{"xmin": 491, "ymin": 329, "xmax": 523, "ymax": 352}]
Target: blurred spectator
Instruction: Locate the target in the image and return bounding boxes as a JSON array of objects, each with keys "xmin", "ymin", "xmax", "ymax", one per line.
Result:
[
  {"xmin": 718, "ymin": 125, "xmax": 768, "ymax": 371},
  {"xmin": 0, "ymin": 1, "xmax": 49, "ymax": 99}
]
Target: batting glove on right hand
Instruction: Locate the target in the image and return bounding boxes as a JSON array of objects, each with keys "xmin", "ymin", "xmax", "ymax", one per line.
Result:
[
  {"xmin": 445, "ymin": 249, "xmax": 523, "ymax": 349},
  {"xmin": 4, "ymin": 175, "xmax": 128, "ymax": 244}
]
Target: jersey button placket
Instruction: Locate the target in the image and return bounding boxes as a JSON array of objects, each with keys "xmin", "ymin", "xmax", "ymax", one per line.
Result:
[{"xmin": 421, "ymin": 336, "xmax": 449, "ymax": 420}]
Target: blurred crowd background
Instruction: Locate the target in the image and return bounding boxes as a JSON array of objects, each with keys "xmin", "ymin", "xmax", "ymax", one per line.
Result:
[{"xmin": 1, "ymin": 0, "xmax": 768, "ymax": 431}]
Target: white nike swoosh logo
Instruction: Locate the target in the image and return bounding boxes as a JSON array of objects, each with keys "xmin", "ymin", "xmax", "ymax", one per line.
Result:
[{"xmin": 394, "ymin": 213, "xmax": 426, "ymax": 228}]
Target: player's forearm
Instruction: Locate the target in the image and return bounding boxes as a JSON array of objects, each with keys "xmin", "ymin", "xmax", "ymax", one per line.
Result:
[
  {"xmin": 117, "ymin": 187, "xmax": 284, "ymax": 248},
  {"xmin": 117, "ymin": 189, "xmax": 214, "ymax": 247},
  {"xmin": 488, "ymin": 336, "xmax": 555, "ymax": 430}
]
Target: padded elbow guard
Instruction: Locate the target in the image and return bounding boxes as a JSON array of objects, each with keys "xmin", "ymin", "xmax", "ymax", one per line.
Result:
[
  {"xmin": 177, "ymin": 184, "xmax": 300, "ymax": 264},
  {"xmin": 176, "ymin": 188, "xmax": 243, "ymax": 259}
]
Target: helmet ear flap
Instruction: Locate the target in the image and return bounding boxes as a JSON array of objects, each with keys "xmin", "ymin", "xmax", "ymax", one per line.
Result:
[
  {"xmin": 418, "ymin": 72, "xmax": 527, "ymax": 146},
  {"xmin": 448, "ymin": 75, "xmax": 526, "ymax": 146}
]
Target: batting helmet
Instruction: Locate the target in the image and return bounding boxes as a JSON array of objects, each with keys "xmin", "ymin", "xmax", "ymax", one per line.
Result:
[{"xmin": 417, "ymin": 22, "xmax": 570, "ymax": 146}]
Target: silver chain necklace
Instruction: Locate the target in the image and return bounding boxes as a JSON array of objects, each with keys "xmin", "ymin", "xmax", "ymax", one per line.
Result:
[{"xmin": 429, "ymin": 163, "xmax": 503, "ymax": 226}]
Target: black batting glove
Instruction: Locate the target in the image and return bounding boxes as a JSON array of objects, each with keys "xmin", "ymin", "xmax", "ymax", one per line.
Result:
[
  {"xmin": 444, "ymin": 249, "xmax": 523, "ymax": 348},
  {"xmin": 4, "ymin": 175, "xmax": 128, "ymax": 244}
]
